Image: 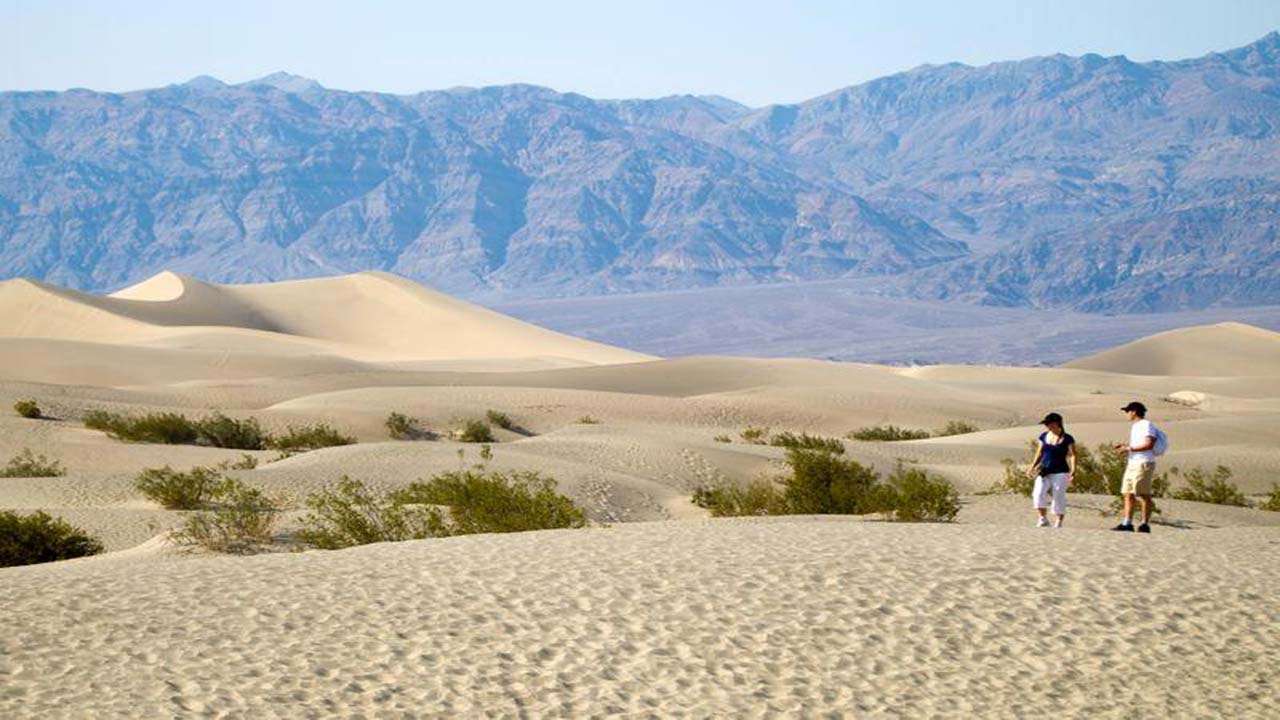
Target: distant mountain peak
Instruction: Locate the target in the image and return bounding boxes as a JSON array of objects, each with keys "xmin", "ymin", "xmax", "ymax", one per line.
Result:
[
  {"xmin": 180, "ymin": 75, "xmax": 226, "ymax": 90},
  {"xmin": 240, "ymin": 71, "xmax": 323, "ymax": 93}
]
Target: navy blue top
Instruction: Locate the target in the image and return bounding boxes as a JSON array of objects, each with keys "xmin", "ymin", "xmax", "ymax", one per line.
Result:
[{"xmin": 1038, "ymin": 432, "xmax": 1075, "ymax": 474}]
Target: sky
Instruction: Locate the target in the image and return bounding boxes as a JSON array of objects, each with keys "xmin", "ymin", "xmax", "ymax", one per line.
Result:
[{"xmin": 3, "ymin": 1, "xmax": 1280, "ymax": 106}]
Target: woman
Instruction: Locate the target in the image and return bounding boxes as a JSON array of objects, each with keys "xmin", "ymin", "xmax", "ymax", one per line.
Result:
[{"xmin": 1026, "ymin": 412, "xmax": 1075, "ymax": 528}]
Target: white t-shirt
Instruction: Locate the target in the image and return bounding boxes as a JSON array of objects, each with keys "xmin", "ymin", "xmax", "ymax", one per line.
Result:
[{"xmin": 1129, "ymin": 419, "xmax": 1157, "ymax": 463}]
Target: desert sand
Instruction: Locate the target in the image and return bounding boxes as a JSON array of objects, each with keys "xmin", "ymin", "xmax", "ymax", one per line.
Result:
[{"xmin": 2, "ymin": 272, "xmax": 1278, "ymax": 718}]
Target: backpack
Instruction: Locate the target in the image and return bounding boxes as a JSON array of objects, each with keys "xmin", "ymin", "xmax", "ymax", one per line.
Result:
[{"xmin": 1151, "ymin": 424, "xmax": 1170, "ymax": 457}]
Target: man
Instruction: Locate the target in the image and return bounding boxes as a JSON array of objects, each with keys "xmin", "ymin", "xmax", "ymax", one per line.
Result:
[{"xmin": 1112, "ymin": 401, "xmax": 1158, "ymax": 533}]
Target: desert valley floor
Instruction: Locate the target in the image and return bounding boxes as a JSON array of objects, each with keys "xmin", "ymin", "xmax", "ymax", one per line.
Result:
[{"xmin": 2, "ymin": 271, "xmax": 1278, "ymax": 718}]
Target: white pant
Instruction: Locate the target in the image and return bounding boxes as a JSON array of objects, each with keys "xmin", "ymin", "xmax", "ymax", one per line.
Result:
[{"xmin": 1033, "ymin": 473, "xmax": 1068, "ymax": 516}]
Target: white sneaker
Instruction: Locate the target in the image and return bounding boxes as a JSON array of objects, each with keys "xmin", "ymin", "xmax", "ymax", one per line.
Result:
[{"xmin": 1036, "ymin": 517, "xmax": 1049, "ymax": 528}]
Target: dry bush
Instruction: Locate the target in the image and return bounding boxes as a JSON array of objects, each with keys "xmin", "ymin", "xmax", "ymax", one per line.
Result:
[
  {"xmin": 935, "ymin": 420, "xmax": 980, "ymax": 437},
  {"xmin": 769, "ymin": 431, "xmax": 845, "ymax": 455},
  {"xmin": 576, "ymin": 415, "xmax": 601, "ymax": 425},
  {"xmin": 134, "ymin": 465, "xmax": 223, "ymax": 510},
  {"xmin": 485, "ymin": 410, "xmax": 515, "ymax": 430},
  {"xmin": 174, "ymin": 479, "xmax": 281, "ymax": 553},
  {"xmin": 297, "ymin": 477, "xmax": 441, "ymax": 550},
  {"xmin": 13, "ymin": 399, "xmax": 41, "ymax": 419},
  {"xmin": 0, "ymin": 448, "xmax": 65, "ymax": 478},
  {"xmin": 739, "ymin": 426, "xmax": 769, "ymax": 444},
  {"xmin": 386, "ymin": 412, "xmax": 432, "ymax": 440},
  {"xmin": 847, "ymin": 425, "xmax": 931, "ymax": 442},
  {"xmin": 393, "ymin": 470, "xmax": 588, "ymax": 535},
  {"xmin": 0, "ymin": 510, "xmax": 104, "ymax": 567},
  {"xmin": 267, "ymin": 423, "xmax": 355, "ymax": 452},
  {"xmin": 692, "ymin": 479, "xmax": 788, "ymax": 517},
  {"xmin": 713, "ymin": 434, "xmax": 732, "ymax": 443},
  {"xmin": 195, "ymin": 413, "xmax": 268, "ymax": 450},
  {"xmin": 84, "ymin": 410, "xmax": 199, "ymax": 444},
  {"xmin": 1169, "ymin": 466, "xmax": 1250, "ymax": 507},
  {"xmin": 1261, "ymin": 484, "xmax": 1280, "ymax": 512},
  {"xmin": 872, "ymin": 464, "xmax": 961, "ymax": 523},
  {"xmin": 457, "ymin": 419, "xmax": 495, "ymax": 443}
]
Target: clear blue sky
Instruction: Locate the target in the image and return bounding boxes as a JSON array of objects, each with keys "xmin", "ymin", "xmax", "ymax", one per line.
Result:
[{"xmin": 4, "ymin": 0, "xmax": 1279, "ymax": 106}]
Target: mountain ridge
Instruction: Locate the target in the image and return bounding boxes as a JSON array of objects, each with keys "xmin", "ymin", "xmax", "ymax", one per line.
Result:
[{"xmin": 2, "ymin": 32, "xmax": 1278, "ymax": 311}]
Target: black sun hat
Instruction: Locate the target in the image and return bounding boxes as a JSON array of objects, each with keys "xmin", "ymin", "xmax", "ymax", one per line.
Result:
[{"xmin": 1040, "ymin": 412, "xmax": 1063, "ymax": 425}]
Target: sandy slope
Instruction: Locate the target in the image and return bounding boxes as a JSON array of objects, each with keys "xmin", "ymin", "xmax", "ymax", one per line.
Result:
[
  {"xmin": 2, "ymin": 273, "xmax": 1279, "ymax": 717},
  {"xmin": 1064, "ymin": 322, "xmax": 1280, "ymax": 376}
]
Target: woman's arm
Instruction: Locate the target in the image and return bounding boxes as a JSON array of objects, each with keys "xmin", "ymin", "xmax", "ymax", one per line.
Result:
[
  {"xmin": 1026, "ymin": 442, "xmax": 1043, "ymax": 477},
  {"xmin": 1066, "ymin": 443, "xmax": 1076, "ymax": 483}
]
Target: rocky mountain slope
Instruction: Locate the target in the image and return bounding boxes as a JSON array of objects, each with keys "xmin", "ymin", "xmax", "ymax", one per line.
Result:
[{"xmin": 2, "ymin": 34, "xmax": 1278, "ymax": 311}]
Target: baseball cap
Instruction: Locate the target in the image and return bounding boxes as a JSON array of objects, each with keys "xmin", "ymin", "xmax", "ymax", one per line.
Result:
[
  {"xmin": 1040, "ymin": 412, "xmax": 1063, "ymax": 425},
  {"xmin": 1120, "ymin": 401, "xmax": 1147, "ymax": 414}
]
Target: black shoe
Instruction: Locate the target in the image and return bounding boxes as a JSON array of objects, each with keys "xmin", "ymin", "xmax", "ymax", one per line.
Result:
[
  {"xmin": 1137, "ymin": 524, "xmax": 1151, "ymax": 533},
  {"xmin": 1111, "ymin": 523, "xmax": 1134, "ymax": 532}
]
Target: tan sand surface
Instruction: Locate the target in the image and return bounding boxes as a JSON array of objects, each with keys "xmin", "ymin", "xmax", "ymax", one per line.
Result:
[
  {"xmin": 3, "ymin": 519, "xmax": 1278, "ymax": 718},
  {"xmin": 2, "ymin": 273, "xmax": 1279, "ymax": 717}
]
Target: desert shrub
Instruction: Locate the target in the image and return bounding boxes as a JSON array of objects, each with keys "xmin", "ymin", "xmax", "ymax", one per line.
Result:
[
  {"xmin": 691, "ymin": 479, "xmax": 788, "ymax": 517},
  {"xmin": 782, "ymin": 448, "xmax": 881, "ymax": 515},
  {"xmin": 297, "ymin": 477, "xmax": 442, "ymax": 549},
  {"xmin": 1261, "ymin": 485, "xmax": 1280, "ymax": 512},
  {"xmin": 935, "ymin": 420, "xmax": 980, "ymax": 437},
  {"xmin": 219, "ymin": 454, "xmax": 260, "ymax": 471},
  {"xmin": 457, "ymin": 419, "xmax": 495, "ymax": 443},
  {"xmin": 0, "ymin": 448, "xmax": 65, "ymax": 478},
  {"xmin": 740, "ymin": 426, "xmax": 769, "ymax": 444},
  {"xmin": 174, "ymin": 479, "xmax": 281, "ymax": 553},
  {"xmin": 195, "ymin": 412, "xmax": 268, "ymax": 450},
  {"xmin": 385, "ymin": 412, "xmax": 426, "ymax": 440},
  {"xmin": 134, "ymin": 465, "xmax": 222, "ymax": 510},
  {"xmin": 0, "ymin": 510, "xmax": 104, "ymax": 567},
  {"xmin": 992, "ymin": 457, "xmax": 1035, "ymax": 496},
  {"xmin": 485, "ymin": 410, "xmax": 515, "ymax": 431},
  {"xmin": 872, "ymin": 464, "xmax": 961, "ymax": 523},
  {"xmin": 393, "ymin": 470, "xmax": 588, "ymax": 535},
  {"xmin": 267, "ymin": 423, "xmax": 355, "ymax": 452},
  {"xmin": 713, "ymin": 434, "xmax": 732, "ymax": 443},
  {"xmin": 13, "ymin": 399, "xmax": 41, "ymax": 419},
  {"xmin": 1169, "ymin": 466, "xmax": 1250, "ymax": 507},
  {"xmin": 576, "ymin": 415, "xmax": 601, "ymax": 425},
  {"xmin": 82, "ymin": 410, "xmax": 199, "ymax": 444},
  {"xmin": 847, "ymin": 425, "xmax": 931, "ymax": 442},
  {"xmin": 769, "ymin": 431, "xmax": 846, "ymax": 455}
]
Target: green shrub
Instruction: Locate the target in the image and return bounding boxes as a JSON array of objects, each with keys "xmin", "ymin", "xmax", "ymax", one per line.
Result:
[
  {"xmin": 393, "ymin": 470, "xmax": 588, "ymax": 535},
  {"xmin": 576, "ymin": 415, "xmax": 601, "ymax": 425},
  {"xmin": 769, "ymin": 431, "xmax": 845, "ymax": 455},
  {"xmin": 297, "ymin": 477, "xmax": 442, "ymax": 550},
  {"xmin": 457, "ymin": 419, "xmax": 495, "ymax": 443},
  {"xmin": 713, "ymin": 434, "xmax": 732, "ymax": 443},
  {"xmin": 935, "ymin": 420, "xmax": 980, "ymax": 437},
  {"xmin": 0, "ymin": 448, "xmax": 65, "ymax": 478},
  {"xmin": 173, "ymin": 478, "xmax": 281, "ymax": 553},
  {"xmin": 847, "ymin": 425, "xmax": 931, "ymax": 442},
  {"xmin": 134, "ymin": 465, "xmax": 222, "ymax": 510},
  {"xmin": 872, "ymin": 464, "xmax": 961, "ymax": 522},
  {"xmin": 782, "ymin": 448, "xmax": 881, "ymax": 515},
  {"xmin": 13, "ymin": 399, "xmax": 41, "ymax": 419},
  {"xmin": 1169, "ymin": 466, "xmax": 1250, "ymax": 507},
  {"xmin": 485, "ymin": 410, "xmax": 515, "ymax": 431},
  {"xmin": 0, "ymin": 510, "xmax": 104, "ymax": 567},
  {"xmin": 267, "ymin": 423, "xmax": 355, "ymax": 452},
  {"xmin": 692, "ymin": 479, "xmax": 788, "ymax": 517},
  {"xmin": 740, "ymin": 426, "xmax": 769, "ymax": 444},
  {"xmin": 83, "ymin": 410, "xmax": 199, "ymax": 444},
  {"xmin": 1261, "ymin": 484, "xmax": 1280, "ymax": 512},
  {"xmin": 385, "ymin": 412, "xmax": 427, "ymax": 440},
  {"xmin": 195, "ymin": 412, "xmax": 268, "ymax": 450}
]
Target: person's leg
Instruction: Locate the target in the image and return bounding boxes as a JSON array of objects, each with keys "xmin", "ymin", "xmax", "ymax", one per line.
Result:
[
  {"xmin": 1050, "ymin": 473, "xmax": 1067, "ymax": 527},
  {"xmin": 1139, "ymin": 495, "xmax": 1153, "ymax": 525},
  {"xmin": 1123, "ymin": 493, "xmax": 1134, "ymax": 522},
  {"xmin": 1032, "ymin": 475, "xmax": 1050, "ymax": 526}
]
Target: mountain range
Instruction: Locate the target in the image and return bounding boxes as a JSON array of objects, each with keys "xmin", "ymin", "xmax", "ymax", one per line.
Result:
[{"xmin": 2, "ymin": 33, "xmax": 1278, "ymax": 311}]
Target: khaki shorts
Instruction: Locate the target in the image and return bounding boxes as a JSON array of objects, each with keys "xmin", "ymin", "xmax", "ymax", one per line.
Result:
[{"xmin": 1121, "ymin": 461, "xmax": 1156, "ymax": 495}]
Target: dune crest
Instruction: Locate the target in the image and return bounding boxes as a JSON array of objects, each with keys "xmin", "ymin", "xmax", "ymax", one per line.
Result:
[
  {"xmin": 0, "ymin": 271, "xmax": 653, "ymax": 366},
  {"xmin": 1063, "ymin": 322, "xmax": 1280, "ymax": 377}
]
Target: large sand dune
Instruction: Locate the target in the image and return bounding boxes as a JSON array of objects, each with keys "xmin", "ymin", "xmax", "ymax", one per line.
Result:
[{"xmin": 2, "ymin": 273, "xmax": 1278, "ymax": 717}]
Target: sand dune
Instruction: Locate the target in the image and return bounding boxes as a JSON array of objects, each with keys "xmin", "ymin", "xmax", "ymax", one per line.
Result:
[
  {"xmin": 3, "ymin": 274, "xmax": 1279, "ymax": 717},
  {"xmin": 0, "ymin": 271, "xmax": 652, "ymax": 366},
  {"xmin": 1064, "ymin": 321, "xmax": 1280, "ymax": 377}
]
